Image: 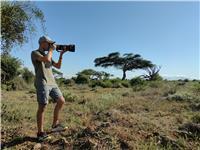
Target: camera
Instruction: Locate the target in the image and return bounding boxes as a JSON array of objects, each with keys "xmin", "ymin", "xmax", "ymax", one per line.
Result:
[{"xmin": 56, "ymin": 44, "xmax": 75, "ymax": 52}]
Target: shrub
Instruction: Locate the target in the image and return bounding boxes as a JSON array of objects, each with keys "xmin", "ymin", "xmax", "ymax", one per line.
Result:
[
  {"xmin": 89, "ymin": 80, "xmax": 112, "ymax": 88},
  {"xmin": 63, "ymin": 92, "xmax": 78, "ymax": 102},
  {"xmin": 189, "ymin": 103, "xmax": 200, "ymax": 111},
  {"xmin": 130, "ymin": 77, "xmax": 147, "ymax": 91},
  {"xmin": 163, "ymin": 87, "xmax": 177, "ymax": 96},
  {"xmin": 112, "ymin": 82, "xmax": 122, "ymax": 88},
  {"xmin": 166, "ymin": 93, "xmax": 196, "ymax": 102},
  {"xmin": 166, "ymin": 94, "xmax": 184, "ymax": 101},
  {"xmin": 100, "ymin": 80, "xmax": 112, "ymax": 88},
  {"xmin": 5, "ymin": 77, "xmax": 28, "ymax": 91},
  {"xmin": 89, "ymin": 80, "xmax": 97, "ymax": 88},
  {"xmin": 183, "ymin": 79, "xmax": 189, "ymax": 82},
  {"xmin": 192, "ymin": 83, "xmax": 200, "ymax": 96},
  {"xmin": 121, "ymin": 80, "xmax": 130, "ymax": 88},
  {"xmin": 22, "ymin": 67, "xmax": 34, "ymax": 83},
  {"xmin": 1, "ymin": 55, "xmax": 22, "ymax": 83},
  {"xmin": 130, "ymin": 77, "xmax": 145, "ymax": 86},
  {"xmin": 89, "ymin": 78, "xmax": 125, "ymax": 88},
  {"xmin": 177, "ymin": 81, "xmax": 186, "ymax": 86},
  {"xmin": 75, "ymin": 74, "xmax": 89, "ymax": 84},
  {"xmin": 64, "ymin": 79, "xmax": 74, "ymax": 86}
]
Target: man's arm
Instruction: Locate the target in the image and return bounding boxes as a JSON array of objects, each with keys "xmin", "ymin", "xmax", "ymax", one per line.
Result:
[{"xmin": 52, "ymin": 52, "xmax": 64, "ymax": 69}]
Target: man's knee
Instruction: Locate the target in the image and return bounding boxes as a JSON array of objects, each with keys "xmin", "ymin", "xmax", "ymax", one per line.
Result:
[
  {"xmin": 38, "ymin": 104, "xmax": 46, "ymax": 113},
  {"xmin": 57, "ymin": 96, "xmax": 65, "ymax": 105}
]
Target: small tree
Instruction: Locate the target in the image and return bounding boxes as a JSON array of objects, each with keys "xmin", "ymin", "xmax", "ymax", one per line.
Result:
[
  {"xmin": 94, "ymin": 52, "xmax": 153, "ymax": 80},
  {"xmin": 1, "ymin": 55, "xmax": 22, "ymax": 84},
  {"xmin": 142, "ymin": 65, "xmax": 162, "ymax": 81},
  {"xmin": 1, "ymin": 1, "xmax": 45, "ymax": 54},
  {"xmin": 22, "ymin": 67, "xmax": 34, "ymax": 83}
]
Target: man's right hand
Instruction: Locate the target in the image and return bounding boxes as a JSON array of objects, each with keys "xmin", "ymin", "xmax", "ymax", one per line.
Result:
[{"xmin": 49, "ymin": 43, "xmax": 56, "ymax": 51}]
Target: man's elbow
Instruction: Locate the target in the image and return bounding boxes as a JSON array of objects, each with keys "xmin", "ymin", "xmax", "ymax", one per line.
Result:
[
  {"xmin": 54, "ymin": 63, "xmax": 61, "ymax": 69},
  {"xmin": 57, "ymin": 65, "xmax": 61, "ymax": 69}
]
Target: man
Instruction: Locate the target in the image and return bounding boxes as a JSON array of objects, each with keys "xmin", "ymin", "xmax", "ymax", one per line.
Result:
[{"xmin": 31, "ymin": 36, "xmax": 67, "ymax": 141}]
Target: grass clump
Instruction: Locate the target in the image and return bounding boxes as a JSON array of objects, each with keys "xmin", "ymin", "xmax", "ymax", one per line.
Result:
[
  {"xmin": 63, "ymin": 92, "xmax": 79, "ymax": 102},
  {"xmin": 87, "ymin": 93, "xmax": 120, "ymax": 112},
  {"xmin": 130, "ymin": 77, "xmax": 147, "ymax": 91},
  {"xmin": 166, "ymin": 93, "xmax": 197, "ymax": 102},
  {"xmin": 191, "ymin": 114, "xmax": 200, "ymax": 124}
]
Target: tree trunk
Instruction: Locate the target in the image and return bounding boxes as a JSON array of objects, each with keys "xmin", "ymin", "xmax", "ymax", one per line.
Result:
[{"xmin": 122, "ymin": 70, "xmax": 126, "ymax": 80}]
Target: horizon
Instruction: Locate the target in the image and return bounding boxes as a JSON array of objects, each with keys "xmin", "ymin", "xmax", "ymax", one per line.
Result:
[{"xmin": 10, "ymin": 1, "xmax": 199, "ymax": 80}]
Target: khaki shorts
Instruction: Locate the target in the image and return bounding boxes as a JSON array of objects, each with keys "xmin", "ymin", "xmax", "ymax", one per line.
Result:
[{"xmin": 36, "ymin": 84, "xmax": 63, "ymax": 105}]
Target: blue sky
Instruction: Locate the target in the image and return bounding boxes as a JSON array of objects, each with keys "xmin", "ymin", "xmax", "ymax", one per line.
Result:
[{"xmin": 11, "ymin": 1, "xmax": 199, "ymax": 79}]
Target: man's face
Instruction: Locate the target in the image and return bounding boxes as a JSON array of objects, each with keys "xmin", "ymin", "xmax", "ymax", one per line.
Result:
[{"xmin": 40, "ymin": 41, "xmax": 49, "ymax": 51}]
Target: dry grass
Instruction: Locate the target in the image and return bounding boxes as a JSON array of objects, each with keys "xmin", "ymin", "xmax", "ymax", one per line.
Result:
[{"xmin": 1, "ymin": 81, "xmax": 200, "ymax": 149}]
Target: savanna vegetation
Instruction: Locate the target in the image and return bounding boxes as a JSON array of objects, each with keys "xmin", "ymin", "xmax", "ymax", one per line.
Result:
[{"xmin": 1, "ymin": 1, "xmax": 200, "ymax": 150}]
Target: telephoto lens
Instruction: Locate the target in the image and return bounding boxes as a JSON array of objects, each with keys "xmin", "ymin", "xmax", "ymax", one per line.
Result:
[{"xmin": 56, "ymin": 44, "xmax": 75, "ymax": 52}]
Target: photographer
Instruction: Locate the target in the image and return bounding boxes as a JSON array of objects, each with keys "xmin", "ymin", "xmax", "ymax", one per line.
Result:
[{"xmin": 31, "ymin": 36, "xmax": 68, "ymax": 141}]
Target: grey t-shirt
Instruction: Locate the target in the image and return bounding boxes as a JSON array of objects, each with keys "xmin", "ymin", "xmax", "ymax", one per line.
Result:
[{"xmin": 31, "ymin": 48, "xmax": 56, "ymax": 88}]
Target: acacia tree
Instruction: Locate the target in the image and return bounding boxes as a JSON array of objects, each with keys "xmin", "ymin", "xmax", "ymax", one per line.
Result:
[
  {"xmin": 94, "ymin": 52, "xmax": 153, "ymax": 80},
  {"xmin": 1, "ymin": 1, "xmax": 45, "ymax": 54}
]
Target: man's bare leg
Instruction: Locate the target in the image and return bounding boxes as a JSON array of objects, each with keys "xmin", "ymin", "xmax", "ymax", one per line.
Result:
[
  {"xmin": 52, "ymin": 96, "xmax": 65, "ymax": 127},
  {"xmin": 37, "ymin": 104, "xmax": 46, "ymax": 133}
]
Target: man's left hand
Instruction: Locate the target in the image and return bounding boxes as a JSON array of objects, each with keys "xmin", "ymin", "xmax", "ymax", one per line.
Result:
[{"xmin": 60, "ymin": 50, "xmax": 67, "ymax": 55}]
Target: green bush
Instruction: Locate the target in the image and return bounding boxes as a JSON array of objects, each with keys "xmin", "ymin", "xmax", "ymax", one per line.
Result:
[
  {"xmin": 75, "ymin": 74, "xmax": 89, "ymax": 84},
  {"xmin": 89, "ymin": 80, "xmax": 97, "ymax": 88},
  {"xmin": 100, "ymin": 80, "xmax": 112, "ymax": 88},
  {"xmin": 89, "ymin": 78, "xmax": 129, "ymax": 88},
  {"xmin": 130, "ymin": 77, "xmax": 145, "ymax": 86},
  {"xmin": 130, "ymin": 77, "xmax": 147, "ymax": 91},
  {"xmin": 22, "ymin": 67, "xmax": 34, "ymax": 83},
  {"xmin": 110, "ymin": 78, "xmax": 122, "ymax": 88},
  {"xmin": 163, "ymin": 87, "xmax": 177, "ymax": 96},
  {"xmin": 192, "ymin": 83, "xmax": 200, "ymax": 96},
  {"xmin": 89, "ymin": 78, "xmax": 123, "ymax": 88},
  {"xmin": 121, "ymin": 80, "xmax": 130, "ymax": 88},
  {"xmin": 183, "ymin": 79, "xmax": 189, "ymax": 82},
  {"xmin": 89, "ymin": 80, "xmax": 112, "ymax": 88},
  {"xmin": 64, "ymin": 79, "xmax": 74, "ymax": 86},
  {"xmin": 63, "ymin": 92, "xmax": 78, "ymax": 102},
  {"xmin": 4, "ymin": 77, "xmax": 28, "ymax": 91},
  {"xmin": 166, "ymin": 93, "xmax": 196, "ymax": 102},
  {"xmin": 1, "ymin": 55, "xmax": 22, "ymax": 83}
]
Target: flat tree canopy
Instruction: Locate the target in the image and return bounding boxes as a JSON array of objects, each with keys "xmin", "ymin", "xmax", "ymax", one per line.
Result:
[{"xmin": 94, "ymin": 52, "xmax": 153, "ymax": 80}]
